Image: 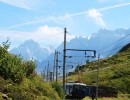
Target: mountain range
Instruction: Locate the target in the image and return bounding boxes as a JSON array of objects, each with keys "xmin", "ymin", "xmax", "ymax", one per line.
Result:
[
  {"xmin": 10, "ymin": 39, "xmax": 55, "ymax": 62},
  {"xmin": 10, "ymin": 28, "xmax": 130, "ymax": 73}
]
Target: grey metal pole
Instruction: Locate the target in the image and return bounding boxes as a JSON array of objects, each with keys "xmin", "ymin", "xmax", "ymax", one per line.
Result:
[
  {"xmin": 53, "ymin": 50, "xmax": 56, "ymax": 81},
  {"xmin": 63, "ymin": 28, "xmax": 67, "ymax": 91},
  {"xmin": 46, "ymin": 61, "xmax": 49, "ymax": 82},
  {"xmin": 44, "ymin": 66, "xmax": 46, "ymax": 81},
  {"xmin": 96, "ymin": 54, "xmax": 100, "ymax": 100},
  {"xmin": 56, "ymin": 51, "xmax": 59, "ymax": 82},
  {"xmin": 50, "ymin": 72, "xmax": 53, "ymax": 82}
]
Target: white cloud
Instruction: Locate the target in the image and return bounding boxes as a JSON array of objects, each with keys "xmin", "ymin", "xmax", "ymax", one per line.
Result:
[
  {"xmin": 87, "ymin": 9, "xmax": 106, "ymax": 27},
  {"xmin": 2, "ymin": 15, "xmax": 74, "ymax": 30},
  {"xmin": 32, "ymin": 25, "xmax": 63, "ymax": 41},
  {"xmin": 2, "ymin": 17, "xmax": 54, "ymax": 29},
  {"xmin": 0, "ymin": 0, "xmax": 46, "ymax": 10},
  {"xmin": 65, "ymin": 2, "xmax": 130, "ymax": 17},
  {"xmin": 0, "ymin": 0, "xmax": 31, "ymax": 10},
  {"xmin": 0, "ymin": 25, "xmax": 75, "ymax": 48},
  {"xmin": 99, "ymin": 2, "xmax": 130, "ymax": 11},
  {"xmin": 1, "ymin": 2, "xmax": 130, "ymax": 29}
]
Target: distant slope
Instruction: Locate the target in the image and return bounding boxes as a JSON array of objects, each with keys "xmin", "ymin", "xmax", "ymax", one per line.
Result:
[{"xmin": 67, "ymin": 43, "xmax": 130, "ymax": 93}]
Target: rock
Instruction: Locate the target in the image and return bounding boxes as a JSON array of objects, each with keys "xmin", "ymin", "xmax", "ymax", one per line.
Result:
[{"xmin": 2, "ymin": 93, "xmax": 8, "ymax": 100}]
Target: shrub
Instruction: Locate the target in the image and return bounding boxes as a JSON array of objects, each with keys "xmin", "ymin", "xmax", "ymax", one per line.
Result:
[
  {"xmin": 23, "ymin": 60, "xmax": 36, "ymax": 77},
  {"xmin": 52, "ymin": 82, "xmax": 65, "ymax": 99}
]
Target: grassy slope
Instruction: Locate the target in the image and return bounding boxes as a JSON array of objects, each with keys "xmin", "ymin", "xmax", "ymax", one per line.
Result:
[
  {"xmin": 83, "ymin": 94, "xmax": 130, "ymax": 100},
  {"xmin": 67, "ymin": 48, "xmax": 130, "ymax": 94},
  {"xmin": 0, "ymin": 76, "xmax": 61, "ymax": 100}
]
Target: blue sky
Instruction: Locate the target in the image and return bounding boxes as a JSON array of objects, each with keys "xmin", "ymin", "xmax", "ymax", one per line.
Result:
[{"xmin": 0, "ymin": 0, "xmax": 130, "ymax": 49}]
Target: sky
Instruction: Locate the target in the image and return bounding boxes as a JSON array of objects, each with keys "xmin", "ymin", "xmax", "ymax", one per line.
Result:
[{"xmin": 0, "ymin": 0, "xmax": 130, "ymax": 49}]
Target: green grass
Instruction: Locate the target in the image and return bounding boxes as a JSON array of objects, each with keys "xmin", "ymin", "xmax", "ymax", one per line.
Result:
[{"xmin": 83, "ymin": 94, "xmax": 130, "ymax": 100}]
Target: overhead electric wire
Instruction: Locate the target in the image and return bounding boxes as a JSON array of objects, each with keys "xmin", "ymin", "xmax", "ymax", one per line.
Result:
[
  {"xmin": 63, "ymin": 31, "xmax": 87, "ymax": 66},
  {"xmin": 97, "ymin": 34, "xmax": 130, "ymax": 53},
  {"xmin": 99, "ymin": 43, "xmax": 129, "ymax": 55},
  {"xmin": 65, "ymin": 55, "xmax": 92, "ymax": 58},
  {"xmin": 66, "ymin": 30, "xmax": 98, "ymax": 69},
  {"xmin": 58, "ymin": 60, "xmax": 79, "ymax": 65},
  {"xmin": 66, "ymin": 30, "xmax": 130, "ymax": 64},
  {"xmin": 56, "ymin": 30, "xmax": 97, "ymax": 68}
]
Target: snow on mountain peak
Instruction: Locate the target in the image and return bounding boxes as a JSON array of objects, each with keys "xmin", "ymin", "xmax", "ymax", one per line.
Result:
[{"xmin": 10, "ymin": 39, "xmax": 55, "ymax": 62}]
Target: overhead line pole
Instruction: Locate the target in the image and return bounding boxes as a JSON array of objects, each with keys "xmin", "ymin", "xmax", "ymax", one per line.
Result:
[
  {"xmin": 56, "ymin": 51, "xmax": 59, "ymax": 82},
  {"xmin": 96, "ymin": 54, "xmax": 100, "ymax": 100},
  {"xmin": 46, "ymin": 61, "xmax": 49, "ymax": 82},
  {"xmin": 53, "ymin": 50, "xmax": 56, "ymax": 81},
  {"xmin": 44, "ymin": 66, "xmax": 46, "ymax": 81},
  {"xmin": 63, "ymin": 28, "xmax": 67, "ymax": 91}
]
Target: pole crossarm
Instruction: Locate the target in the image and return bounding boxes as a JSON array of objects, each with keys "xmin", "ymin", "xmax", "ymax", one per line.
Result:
[
  {"xmin": 65, "ymin": 49, "xmax": 96, "ymax": 57},
  {"xmin": 66, "ymin": 49, "xmax": 95, "ymax": 52}
]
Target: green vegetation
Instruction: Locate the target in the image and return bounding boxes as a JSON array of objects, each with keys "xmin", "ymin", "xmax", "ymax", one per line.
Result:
[
  {"xmin": 83, "ymin": 94, "xmax": 130, "ymax": 100},
  {"xmin": 68, "ymin": 47, "xmax": 130, "ymax": 94},
  {"xmin": 52, "ymin": 82, "xmax": 65, "ymax": 99},
  {"xmin": 0, "ymin": 76, "xmax": 61, "ymax": 100},
  {"xmin": 0, "ymin": 40, "xmax": 64, "ymax": 99}
]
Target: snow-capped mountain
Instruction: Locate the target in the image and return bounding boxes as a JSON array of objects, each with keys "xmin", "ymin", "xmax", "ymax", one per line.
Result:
[
  {"xmin": 10, "ymin": 28, "xmax": 130, "ymax": 73},
  {"xmin": 88, "ymin": 28, "xmax": 128, "ymax": 57},
  {"xmin": 10, "ymin": 39, "xmax": 55, "ymax": 62},
  {"xmin": 39, "ymin": 36, "xmax": 89, "ymax": 71},
  {"xmin": 40, "ymin": 28, "xmax": 130, "ymax": 73}
]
